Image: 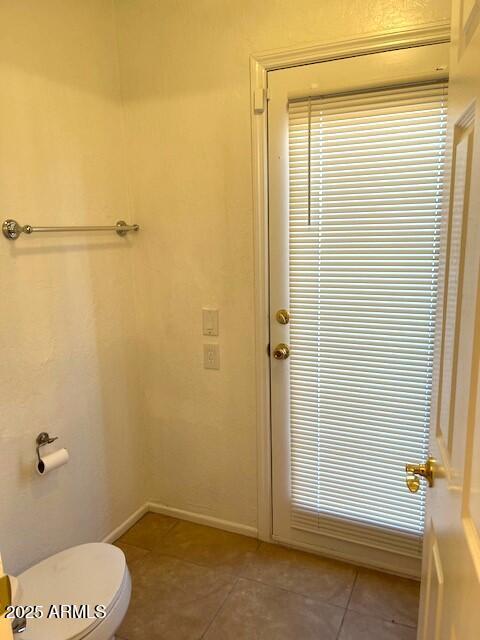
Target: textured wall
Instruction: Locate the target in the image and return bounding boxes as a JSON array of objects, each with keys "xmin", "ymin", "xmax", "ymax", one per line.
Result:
[
  {"xmin": 115, "ymin": 0, "xmax": 452, "ymax": 529},
  {"xmin": 0, "ymin": 0, "xmax": 145, "ymax": 573}
]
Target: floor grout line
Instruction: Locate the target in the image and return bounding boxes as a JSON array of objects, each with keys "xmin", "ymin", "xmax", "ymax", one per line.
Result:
[
  {"xmin": 235, "ymin": 573, "xmax": 349, "ymax": 612},
  {"xmin": 129, "ymin": 544, "xmax": 252, "ymax": 576},
  {"xmin": 199, "ymin": 574, "xmax": 241, "ymax": 639},
  {"xmin": 114, "ymin": 540, "xmax": 151, "ymax": 553},
  {"xmin": 117, "ymin": 536, "xmax": 253, "ymax": 583},
  {"xmin": 165, "ymin": 518, "xmax": 181, "ymax": 535},
  {"xmin": 115, "ymin": 523, "xmax": 260, "ymax": 579},
  {"xmin": 336, "ymin": 570, "xmax": 359, "ymax": 639},
  {"xmin": 116, "ymin": 517, "xmax": 180, "ymax": 550},
  {"xmin": 117, "ymin": 533, "xmax": 410, "ymax": 624},
  {"xmin": 117, "ymin": 518, "xmax": 420, "ymax": 637},
  {"xmin": 127, "ymin": 546, "xmax": 351, "ymax": 617}
]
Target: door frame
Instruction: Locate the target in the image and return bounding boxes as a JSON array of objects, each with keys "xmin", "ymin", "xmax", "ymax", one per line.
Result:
[{"xmin": 250, "ymin": 20, "xmax": 451, "ymax": 545}]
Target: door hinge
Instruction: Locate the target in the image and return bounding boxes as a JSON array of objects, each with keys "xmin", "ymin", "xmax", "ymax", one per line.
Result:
[{"xmin": 266, "ymin": 343, "xmax": 270, "ymax": 356}]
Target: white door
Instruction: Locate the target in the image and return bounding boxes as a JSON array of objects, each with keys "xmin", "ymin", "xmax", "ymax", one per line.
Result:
[
  {"xmin": 417, "ymin": 3, "xmax": 480, "ymax": 638},
  {"xmin": 268, "ymin": 43, "xmax": 450, "ymax": 577}
]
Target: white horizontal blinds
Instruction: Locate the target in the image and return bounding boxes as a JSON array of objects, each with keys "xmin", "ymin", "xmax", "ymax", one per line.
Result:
[{"xmin": 288, "ymin": 82, "xmax": 448, "ymax": 557}]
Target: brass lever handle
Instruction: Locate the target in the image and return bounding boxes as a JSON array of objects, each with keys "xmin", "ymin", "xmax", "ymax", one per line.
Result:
[
  {"xmin": 405, "ymin": 457, "xmax": 435, "ymax": 493},
  {"xmin": 273, "ymin": 343, "xmax": 290, "ymax": 360}
]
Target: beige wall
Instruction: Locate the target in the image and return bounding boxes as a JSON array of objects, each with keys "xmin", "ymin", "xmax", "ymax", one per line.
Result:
[
  {"xmin": 0, "ymin": 0, "xmax": 145, "ymax": 573},
  {"xmin": 115, "ymin": 0, "xmax": 451, "ymax": 529}
]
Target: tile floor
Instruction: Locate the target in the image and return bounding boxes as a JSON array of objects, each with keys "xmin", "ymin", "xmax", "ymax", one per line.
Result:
[{"xmin": 114, "ymin": 513, "xmax": 419, "ymax": 640}]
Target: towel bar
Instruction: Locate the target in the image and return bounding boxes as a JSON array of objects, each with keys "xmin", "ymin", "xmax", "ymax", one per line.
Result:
[{"xmin": 2, "ymin": 219, "xmax": 139, "ymax": 240}]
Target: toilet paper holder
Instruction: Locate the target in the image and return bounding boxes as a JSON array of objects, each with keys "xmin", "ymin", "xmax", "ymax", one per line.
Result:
[{"xmin": 36, "ymin": 432, "xmax": 58, "ymax": 464}]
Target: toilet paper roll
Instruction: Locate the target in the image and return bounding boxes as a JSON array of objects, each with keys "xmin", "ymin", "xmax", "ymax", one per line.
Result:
[{"xmin": 37, "ymin": 448, "xmax": 69, "ymax": 475}]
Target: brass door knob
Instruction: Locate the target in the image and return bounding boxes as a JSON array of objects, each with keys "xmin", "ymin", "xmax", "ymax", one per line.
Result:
[
  {"xmin": 405, "ymin": 457, "xmax": 435, "ymax": 493},
  {"xmin": 273, "ymin": 343, "xmax": 290, "ymax": 360}
]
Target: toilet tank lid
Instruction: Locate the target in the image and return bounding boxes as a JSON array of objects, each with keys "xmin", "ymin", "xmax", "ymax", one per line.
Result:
[{"xmin": 15, "ymin": 543, "xmax": 127, "ymax": 640}]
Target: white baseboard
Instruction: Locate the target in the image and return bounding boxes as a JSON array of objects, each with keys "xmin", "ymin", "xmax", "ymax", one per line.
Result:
[
  {"xmin": 148, "ymin": 502, "xmax": 258, "ymax": 539},
  {"xmin": 101, "ymin": 503, "xmax": 414, "ymax": 580},
  {"xmin": 102, "ymin": 504, "xmax": 149, "ymax": 544},
  {"xmin": 101, "ymin": 502, "xmax": 258, "ymax": 545}
]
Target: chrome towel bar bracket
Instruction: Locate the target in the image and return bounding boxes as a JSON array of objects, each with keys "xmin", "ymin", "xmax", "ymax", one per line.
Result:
[{"xmin": 2, "ymin": 219, "xmax": 139, "ymax": 240}]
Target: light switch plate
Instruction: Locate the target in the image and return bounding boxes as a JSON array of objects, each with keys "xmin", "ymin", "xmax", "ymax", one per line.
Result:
[
  {"xmin": 202, "ymin": 308, "xmax": 219, "ymax": 336},
  {"xmin": 203, "ymin": 343, "xmax": 220, "ymax": 370}
]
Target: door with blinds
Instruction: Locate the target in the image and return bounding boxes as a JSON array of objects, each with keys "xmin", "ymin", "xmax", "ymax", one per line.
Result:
[{"xmin": 268, "ymin": 43, "xmax": 449, "ymax": 576}]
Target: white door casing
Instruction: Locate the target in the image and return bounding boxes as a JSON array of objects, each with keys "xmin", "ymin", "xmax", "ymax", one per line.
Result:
[{"xmin": 251, "ymin": 22, "xmax": 451, "ymax": 545}]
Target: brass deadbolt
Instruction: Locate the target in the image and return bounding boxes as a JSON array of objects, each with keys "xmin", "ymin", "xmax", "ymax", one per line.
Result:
[{"xmin": 276, "ymin": 309, "xmax": 290, "ymax": 325}]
